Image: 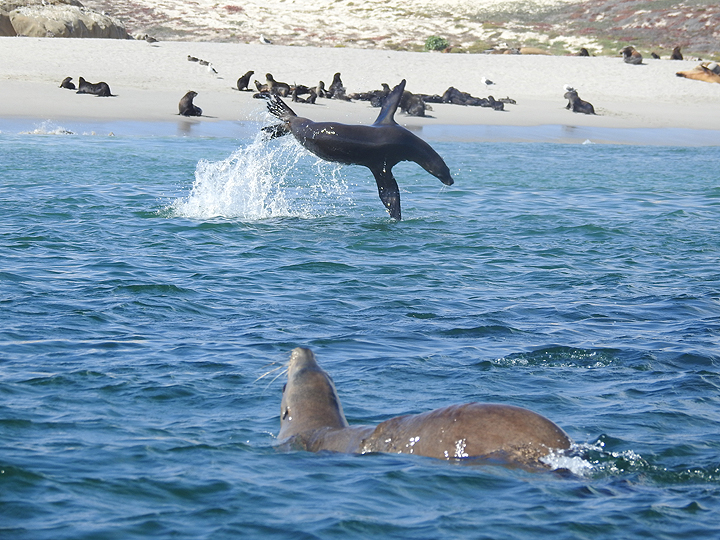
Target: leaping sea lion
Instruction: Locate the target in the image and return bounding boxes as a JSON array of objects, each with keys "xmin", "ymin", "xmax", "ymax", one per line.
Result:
[
  {"xmin": 264, "ymin": 80, "xmax": 454, "ymax": 220},
  {"xmin": 278, "ymin": 348, "xmax": 572, "ymax": 467}
]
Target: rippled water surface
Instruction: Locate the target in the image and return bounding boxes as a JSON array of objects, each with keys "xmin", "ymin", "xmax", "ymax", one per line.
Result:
[{"xmin": 1, "ymin": 123, "xmax": 719, "ymax": 539}]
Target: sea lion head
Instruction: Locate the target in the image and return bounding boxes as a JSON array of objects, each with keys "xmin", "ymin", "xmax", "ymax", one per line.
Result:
[{"xmin": 279, "ymin": 348, "xmax": 348, "ymax": 441}]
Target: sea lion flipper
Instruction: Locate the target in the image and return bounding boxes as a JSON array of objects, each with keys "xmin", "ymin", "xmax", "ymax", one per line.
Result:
[
  {"xmin": 267, "ymin": 95, "xmax": 298, "ymax": 121},
  {"xmin": 261, "ymin": 123, "xmax": 291, "ymax": 140},
  {"xmin": 371, "ymin": 168, "xmax": 401, "ymax": 220},
  {"xmin": 373, "ymin": 80, "xmax": 406, "ymax": 126}
]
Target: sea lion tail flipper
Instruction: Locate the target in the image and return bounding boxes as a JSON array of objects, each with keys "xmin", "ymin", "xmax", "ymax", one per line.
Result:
[
  {"xmin": 373, "ymin": 80, "xmax": 406, "ymax": 126},
  {"xmin": 371, "ymin": 167, "xmax": 401, "ymax": 220},
  {"xmin": 266, "ymin": 95, "xmax": 297, "ymax": 121}
]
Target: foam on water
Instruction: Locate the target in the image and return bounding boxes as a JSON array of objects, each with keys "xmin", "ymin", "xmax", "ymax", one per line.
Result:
[{"xmin": 170, "ymin": 134, "xmax": 351, "ymax": 221}]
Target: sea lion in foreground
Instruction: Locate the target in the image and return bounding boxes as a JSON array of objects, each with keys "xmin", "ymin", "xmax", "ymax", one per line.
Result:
[
  {"xmin": 264, "ymin": 80, "xmax": 453, "ymax": 220},
  {"xmin": 676, "ymin": 62, "xmax": 720, "ymax": 84},
  {"xmin": 76, "ymin": 77, "xmax": 113, "ymax": 96},
  {"xmin": 278, "ymin": 348, "xmax": 572, "ymax": 466},
  {"xmin": 178, "ymin": 91, "xmax": 203, "ymax": 116}
]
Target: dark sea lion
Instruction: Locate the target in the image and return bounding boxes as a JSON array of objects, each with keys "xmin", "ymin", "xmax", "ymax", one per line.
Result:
[
  {"xmin": 564, "ymin": 89, "xmax": 596, "ymax": 115},
  {"xmin": 266, "ymin": 73, "xmax": 290, "ymax": 96},
  {"xmin": 59, "ymin": 76, "xmax": 75, "ymax": 90},
  {"xmin": 327, "ymin": 72, "xmax": 350, "ymax": 101},
  {"xmin": 236, "ymin": 70, "xmax": 254, "ymax": 91},
  {"xmin": 264, "ymin": 80, "xmax": 453, "ymax": 220},
  {"xmin": 670, "ymin": 46, "xmax": 683, "ymax": 60},
  {"xmin": 621, "ymin": 46, "xmax": 643, "ymax": 65},
  {"xmin": 278, "ymin": 348, "xmax": 571, "ymax": 466},
  {"xmin": 399, "ymin": 91, "xmax": 426, "ymax": 117},
  {"xmin": 577, "ymin": 47, "xmax": 590, "ymax": 57},
  {"xmin": 178, "ymin": 90, "xmax": 202, "ymax": 116},
  {"xmin": 76, "ymin": 77, "xmax": 113, "ymax": 96},
  {"xmin": 650, "ymin": 52, "xmax": 660, "ymax": 59}
]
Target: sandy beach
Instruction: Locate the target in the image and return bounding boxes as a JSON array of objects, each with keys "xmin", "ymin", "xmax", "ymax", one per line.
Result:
[{"xmin": 1, "ymin": 36, "xmax": 719, "ymax": 140}]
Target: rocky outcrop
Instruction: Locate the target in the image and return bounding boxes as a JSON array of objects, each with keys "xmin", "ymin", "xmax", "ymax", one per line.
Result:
[{"xmin": 0, "ymin": 0, "xmax": 129, "ymax": 38}]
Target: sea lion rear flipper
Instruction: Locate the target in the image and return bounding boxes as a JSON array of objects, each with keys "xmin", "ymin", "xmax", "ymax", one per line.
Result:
[
  {"xmin": 371, "ymin": 167, "xmax": 401, "ymax": 220},
  {"xmin": 261, "ymin": 123, "xmax": 291, "ymax": 140},
  {"xmin": 373, "ymin": 80, "xmax": 406, "ymax": 126},
  {"xmin": 266, "ymin": 95, "xmax": 298, "ymax": 121}
]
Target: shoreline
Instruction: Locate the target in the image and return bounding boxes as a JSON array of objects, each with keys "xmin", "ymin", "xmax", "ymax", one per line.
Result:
[
  {"xmin": 4, "ymin": 117, "xmax": 720, "ymax": 146},
  {"xmin": 2, "ymin": 37, "xmax": 720, "ymax": 142}
]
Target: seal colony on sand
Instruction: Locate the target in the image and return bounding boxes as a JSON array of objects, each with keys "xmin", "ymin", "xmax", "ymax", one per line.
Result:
[
  {"xmin": 277, "ymin": 348, "xmax": 572, "ymax": 467},
  {"xmin": 263, "ymin": 80, "xmax": 454, "ymax": 220}
]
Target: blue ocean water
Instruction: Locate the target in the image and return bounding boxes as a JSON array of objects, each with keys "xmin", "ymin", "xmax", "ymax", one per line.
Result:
[{"xmin": 1, "ymin": 120, "xmax": 719, "ymax": 539}]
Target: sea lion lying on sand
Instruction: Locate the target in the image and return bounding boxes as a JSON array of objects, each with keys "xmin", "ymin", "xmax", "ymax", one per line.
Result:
[{"xmin": 676, "ymin": 62, "xmax": 720, "ymax": 84}]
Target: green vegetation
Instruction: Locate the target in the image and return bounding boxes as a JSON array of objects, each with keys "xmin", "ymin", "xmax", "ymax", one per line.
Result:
[{"xmin": 424, "ymin": 35, "xmax": 449, "ymax": 51}]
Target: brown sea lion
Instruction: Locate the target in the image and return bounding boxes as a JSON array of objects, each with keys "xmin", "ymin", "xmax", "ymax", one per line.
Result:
[
  {"xmin": 621, "ymin": 46, "xmax": 643, "ymax": 65},
  {"xmin": 676, "ymin": 62, "xmax": 720, "ymax": 84},
  {"xmin": 278, "ymin": 348, "xmax": 572, "ymax": 466},
  {"xmin": 178, "ymin": 91, "xmax": 202, "ymax": 116},
  {"xmin": 670, "ymin": 46, "xmax": 683, "ymax": 60},
  {"xmin": 264, "ymin": 80, "xmax": 453, "ymax": 220},
  {"xmin": 76, "ymin": 77, "xmax": 113, "ymax": 96}
]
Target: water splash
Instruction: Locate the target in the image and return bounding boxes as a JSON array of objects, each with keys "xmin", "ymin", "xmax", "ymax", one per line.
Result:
[
  {"xmin": 169, "ymin": 134, "xmax": 351, "ymax": 221},
  {"xmin": 20, "ymin": 120, "xmax": 76, "ymax": 135}
]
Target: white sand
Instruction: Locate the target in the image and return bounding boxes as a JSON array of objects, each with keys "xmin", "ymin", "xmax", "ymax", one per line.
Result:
[{"xmin": 1, "ymin": 36, "xmax": 720, "ymax": 134}]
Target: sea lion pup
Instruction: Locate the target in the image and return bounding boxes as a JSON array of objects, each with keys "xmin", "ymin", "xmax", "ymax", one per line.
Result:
[
  {"xmin": 76, "ymin": 77, "xmax": 114, "ymax": 97},
  {"xmin": 576, "ymin": 47, "xmax": 590, "ymax": 57},
  {"xmin": 178, "ymin": 91, "xmax": 202, "ymax": 116},
  {"xmin": 670, "ymin": 46, "xmax": 683, "ymax": 60},
  {"xmin": 59, "ymin": 76, "xmax": 75, "ymax": 90},
  {"xmin": 676, "ymin": 62, "xmax": 720, "ymax": 84},
  {"xmin": 563, "ymin": 88, "xmax": 596, "ymax": 115},
  {"xmin": 236, "ymin": 70, "xmax": 254, "ymax": 91},
  {"xmin": 263, "ymin": 80, "xmax": 453, "ymax": 220},
  {"xmin": 278, "ymin": 348, "xmax": 571, "ymax": 466},
  {"xmin": 621, "ymin": 46, "xmax": 643, "ymax": 65}
]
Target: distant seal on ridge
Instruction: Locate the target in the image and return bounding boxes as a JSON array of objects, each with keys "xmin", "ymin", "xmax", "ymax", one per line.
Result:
[
  {"xmin": 278, "ymin": 348, "xmax": 572, "ymax": 466},
  {"xmin": 263, "ymin": 80, "xmax": 453, "ymax": 220},
  {"xmin": 178, "ymin": 91, "xmax": 202, "ymax": 116},
  {"xmin": 76, "ymin": 77, "xmax": 114, "ymax": 96}
]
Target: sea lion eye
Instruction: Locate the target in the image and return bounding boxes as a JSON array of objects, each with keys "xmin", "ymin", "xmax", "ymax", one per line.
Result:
[{"xmin": 282, "ymin": 407, "xmax": 290, "ymax": 420}]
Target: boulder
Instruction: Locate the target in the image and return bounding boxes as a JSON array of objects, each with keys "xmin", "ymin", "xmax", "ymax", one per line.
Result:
[
  {"xmin": 1, "ymin": 0, "xmax": 129, "ymax": 38},
  {"xmin": 0, "ymin": 10, "xmax": 15, "ymax": 36}
]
